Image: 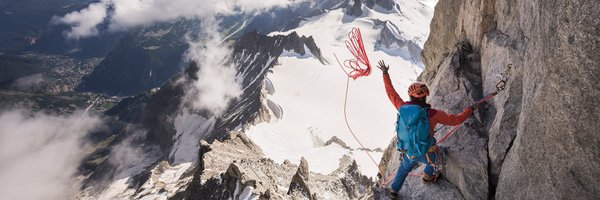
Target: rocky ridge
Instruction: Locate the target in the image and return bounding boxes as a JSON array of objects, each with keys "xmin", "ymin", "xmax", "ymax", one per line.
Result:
[
  {"xmin": 180, "ymin": 132, "xmax": 374, "ymax": 199},
  {"xmin": 374, "ymin": 20, "xmax": 423, "ymax": 64},
  {"xmin": 347, "ymin": 0, "xmax": 399, "ymax": 17}
]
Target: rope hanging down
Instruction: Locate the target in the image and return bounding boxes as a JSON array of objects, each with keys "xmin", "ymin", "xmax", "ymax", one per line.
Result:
[{"xmin": 334, "ymin": 27, "xmax": 386, "ymax": 185}]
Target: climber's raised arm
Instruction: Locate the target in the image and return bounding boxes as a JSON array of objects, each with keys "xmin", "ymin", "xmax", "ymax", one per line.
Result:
[{"xmin": 378, "ymin": 60, "xmax": 404, "ymax": 109}]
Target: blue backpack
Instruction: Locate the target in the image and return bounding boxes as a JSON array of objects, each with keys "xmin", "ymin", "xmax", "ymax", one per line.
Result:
[{"xmin": 396, "ymin": 104, "xmax": 434, "ymax": 158}]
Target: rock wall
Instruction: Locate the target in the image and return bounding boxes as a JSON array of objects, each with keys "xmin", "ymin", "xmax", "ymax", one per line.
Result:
[{"xmin": 379, "ymin": 0, "xmax": 600, "ymax": 199}]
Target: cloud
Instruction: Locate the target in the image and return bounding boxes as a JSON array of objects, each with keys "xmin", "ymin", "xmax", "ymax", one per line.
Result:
[
  {"xmin": 183, "ymin": 19, "xmax": 242, "ymax": 115},
  {"xmin": 108, "ymin": 130, "xmax": 161, "ymax": 179},
  {"xmin": 53, "ymin": 2, "xmax": 108, "ymax": 39},
  {"xmin": 54, "ymin": 0, "xmax": 307, "ymax": 114},
  {"xmin": 0, "ymin": 109, "xmax": 101, "ymax": 200},
  {"xmin": 11, "ymin": 73, "xmax": 45, "ymax": 91},
  {"xmin": 55, "ymin": 0, "xmax": 303, "ymax": 39}
]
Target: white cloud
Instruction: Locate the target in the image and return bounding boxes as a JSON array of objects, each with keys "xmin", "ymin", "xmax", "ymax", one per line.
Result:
[
  {"xmin": 56, "ymin": 0, "xmax": 304, "ymax": 39},
  {"xmin": 55, "ymin": 0, "xmax": 304, "ymax": 114},
  {"xmin": 0, "ymin": 109, "xmax": 101, "ymax": 200},
  {"xmin": 183, "ymin": 19, "xmax": 242, "ymax": 115},
  {"xmin": 111, "ymin": 130, "xmax": 161, "ymax": 177},
  {"xmin": 12, "ymin": 73, "xmax": 44, "ymax": 91},
  {"xmin": 53, "ymin": 2, "xmax": 108, "ymax": 39}
]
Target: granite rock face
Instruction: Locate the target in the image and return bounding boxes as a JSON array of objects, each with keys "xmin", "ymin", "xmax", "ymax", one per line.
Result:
[
  {"xmin": 379, "ymin": 0, "xmax": 600, "ymax": 199},
  {"xmin": 379, "ymin": 44, "xmax": 488, "ymax": 200},
  {"xmin": 361, "ymin": 0, "xmax": 397, "ymax": 10},
  {"xmin": 347, "ymin": 0, "xmax": 398, "ymax": 17},
  {"xmin": 375, "ymin": 20, "xmax": 423, "ymax": 63},
  {"xmin": 425, "ymin": 44, "xmax": 488, "ymax": 200},
  {"xmin": 287, "ymin": 157, "xmax": 314, "ymax": 199},
  {"xmin": 346, "ymin": 0, "xmax": 364, "ymax": 17}
]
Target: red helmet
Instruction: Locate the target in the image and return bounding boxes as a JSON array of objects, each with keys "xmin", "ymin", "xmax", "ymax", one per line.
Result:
[{"xmin": 408, "ymin": 82, "xmax": 429, "ymax": 98}]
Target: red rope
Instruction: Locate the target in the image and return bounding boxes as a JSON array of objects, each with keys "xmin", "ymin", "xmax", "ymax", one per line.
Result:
[
  {"xmin": 341, "ymin": 76, "xmax": 407, "ymax": 186},
  {"xmin": 473, "ymin": 92, "xmax": 498, "ymax": 106},
  {"xmin": 341, "ymin": 27, "xmax": 371, "ymax": 80},
  {"xmin": 334, "ymin": 27, "xmax": 386, "ymax": 185},
  {"xmin": 334, "ymin": 53, "xmax": 350, "ymax": 77},
  {"xmin": 435, "ymin": 92, "xmax": 499, "ymax": 145},
  {"xmin": 342, "ymin": 77, "xmax": 387, "ymax": 184},
  {"xmin": 435, "ymin": 125, "xmax": 462, "ymax": 145}
]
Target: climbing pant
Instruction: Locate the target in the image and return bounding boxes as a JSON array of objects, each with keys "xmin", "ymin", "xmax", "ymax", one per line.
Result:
[{"xmin": 390, "ymin": 151, "xmax": 438, "ymax": 192}]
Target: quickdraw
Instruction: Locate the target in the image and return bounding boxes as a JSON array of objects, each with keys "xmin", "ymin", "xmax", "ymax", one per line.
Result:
[{"xmin": 495, "ymin": 64, "xmax": 511, "ymax": 92}]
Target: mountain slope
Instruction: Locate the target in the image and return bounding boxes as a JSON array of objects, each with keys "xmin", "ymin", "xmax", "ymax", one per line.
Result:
[
  {"xmin": 78, "ymin": 30, "xmax": 329, "ymax": 199},
  {"xmin": 76, "ymin": 0, "xmax": 439, "ymax": 198},
  {"xmin": 76, "ymin": 1, "xmax": 343, "ymax": 96},
  {"xmin": 246, "ymin": 0, "xmax": 435, "ymax": 178}
]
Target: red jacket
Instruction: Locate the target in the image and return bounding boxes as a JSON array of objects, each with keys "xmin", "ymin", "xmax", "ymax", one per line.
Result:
[{"xmin": 383, "ymin": 74, "xmax": 472, "ymax": 136}]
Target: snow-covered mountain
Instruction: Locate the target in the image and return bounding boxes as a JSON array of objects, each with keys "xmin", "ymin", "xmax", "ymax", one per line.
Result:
[
  {"xmin": 3, "ymin": 0, "xmax": 599, "ymax": 199},
  {"xmin": 73, "ymin": 0, "xmax": 437, "ymax": 199},
  {"xmin": 78, "ymin": 30, "xmax": 327, "ymax": 199},
  {"xmin": 248, "ymin": 0, "xmax": 436, "ymax": 177}
]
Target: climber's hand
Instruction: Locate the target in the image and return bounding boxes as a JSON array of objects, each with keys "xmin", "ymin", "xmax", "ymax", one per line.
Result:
[{"xmin": 377, "ymin": 60, "xmax": 389, "ymax": 74}]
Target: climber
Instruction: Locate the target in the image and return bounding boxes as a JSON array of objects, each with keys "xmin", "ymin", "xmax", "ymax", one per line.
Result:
[{"xmin": 377, "ymin": 60, "xmax": 473, "ymax": 198}]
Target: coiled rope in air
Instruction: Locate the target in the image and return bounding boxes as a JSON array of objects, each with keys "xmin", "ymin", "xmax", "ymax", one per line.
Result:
[{"xmin": 333, "ymin": 27, "xmax": 388, "ymax": 185}]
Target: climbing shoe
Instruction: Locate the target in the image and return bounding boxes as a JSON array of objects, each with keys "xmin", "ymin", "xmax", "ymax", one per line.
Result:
[
  {"xmin": 386, "ymin": 188, "xmax": 398, "ymax": 200},
  {"xmin": 422, "ymin": 172, "xmax": 439, "ymax": 184}
]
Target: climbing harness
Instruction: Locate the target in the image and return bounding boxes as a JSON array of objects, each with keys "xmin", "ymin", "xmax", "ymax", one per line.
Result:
[{"xmin": 381, "ymin": 146, "xmax": 442, "ymax": 186}]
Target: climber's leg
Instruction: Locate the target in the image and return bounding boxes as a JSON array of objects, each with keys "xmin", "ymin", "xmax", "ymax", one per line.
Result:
[{"xmin": 390, "ymin": 154, "xmax": 417, "ymax": 192}]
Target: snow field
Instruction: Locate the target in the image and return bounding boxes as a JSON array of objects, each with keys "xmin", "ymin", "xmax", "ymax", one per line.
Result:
[{"xmin": 248, "ymin": 1, "xmax": 435, "ymax": 178}]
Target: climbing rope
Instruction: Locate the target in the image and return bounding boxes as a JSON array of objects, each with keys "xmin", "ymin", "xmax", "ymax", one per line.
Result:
[
  {"xmin": 435, "ymin": 64, "xmax": 512, "ymax": 145},
  {"xmin": 334, "ymin": 27, "xmax": 388, "ymax": 185},
  {"xmin": 341, "ymin": 77, "xmax": 386, "ymax": 180},
  {"xmin": 338, "ymin": 27, "xmax": 372, "ymax": 79}
]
